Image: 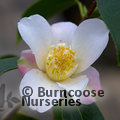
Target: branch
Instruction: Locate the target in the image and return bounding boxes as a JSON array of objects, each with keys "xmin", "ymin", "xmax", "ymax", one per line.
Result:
[{"xmin": 81, "ymin": 0, "xmax": 97, "ymax": 22}]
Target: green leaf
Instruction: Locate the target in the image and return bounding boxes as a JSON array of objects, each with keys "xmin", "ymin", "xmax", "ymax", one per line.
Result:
[
  {"xmin": 22, "ymin": 0, "xmax": 76, "ymax": 19},
  {"xmin": 53, "ymin": 103, "xmax": 104, "ymax": 120},
  {"xmin": 76, "ymin": 0, "xmax": 88, "ymax": 18},
  {"xmin": 16, "ymin": 0, "xmax": 76, "ymax": 44},
  {"xmin": 90, "ymin": 7, "xmax": 101, "ymax": 18},
  {"xmin": 0, "ymin": 57, "xmax": 19, "ymax": 75},
  {"xmin": 97, "ymin": 0, "xmax": 120, "ymax": 65},
  {"xmin": 78, "ymin": 103, "xmax": 104, "ymax": 120},
  {"xmin": 12, "ymin": 112, "xmax": 38, "ymax": 120},
  {"xmin": 0, "ymin": 55, "xmax": 17, "ymax": 59}
]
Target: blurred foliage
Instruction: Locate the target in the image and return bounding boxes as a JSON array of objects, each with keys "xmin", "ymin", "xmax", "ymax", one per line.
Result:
[
  {"xmin": 97, "ymin": 0, "xmax": 120, "ymax": 66},
  {"xmin": 53, "ymin": 103, "xmax": 104, "ymax": 120},
  {"xmin": 90, "ymin": 7, "xmax": 101, "ymax": 18},
  {"xmin": 0, "ymin": 55, "xmax": 17, "ymax": 59},
  {"xmin": 0, "ymin": 57, "xmax": 19, "ymax": 75},
  {"xmin": 12, "ymin": 111, "xmax": 38, "ymax": 120},
  {"xmin": 76, "ymin": 0, "xmax": 88, "ymax": 18}
]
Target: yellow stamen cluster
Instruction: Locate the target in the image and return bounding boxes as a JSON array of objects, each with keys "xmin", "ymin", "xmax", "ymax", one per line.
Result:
[{"xmin": 46, "ymin": 44, "xmax": 78, "ymax": 81}]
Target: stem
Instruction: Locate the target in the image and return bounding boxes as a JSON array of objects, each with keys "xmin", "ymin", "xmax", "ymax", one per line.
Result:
[{"xmin": 81, "ymin": 0, "xmax": 97, "ymax": 22}]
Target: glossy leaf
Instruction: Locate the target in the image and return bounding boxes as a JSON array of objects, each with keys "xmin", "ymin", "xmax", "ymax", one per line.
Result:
[
  {"xmin": 0, "ymin": 57, "xmax": 19, "ymax": 75},
  {"xmin": 53, "ymin": 103, "xmax": 104, "ymax": 120},
  {"xmin": 16, "ymin": 0, "xmax": 76, "ymax": 44},
  {"xmin": 97, "ymin": 0, "xmax": 120, "ymax": 65}
]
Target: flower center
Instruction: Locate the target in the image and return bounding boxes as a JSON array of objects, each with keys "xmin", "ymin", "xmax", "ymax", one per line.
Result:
[{"xmin": 46, "ymin": 43, "xmax": 78, "ymax": 81}]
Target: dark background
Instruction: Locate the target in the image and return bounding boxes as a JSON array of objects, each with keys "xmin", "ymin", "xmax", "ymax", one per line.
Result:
[{"xmin": 0, "ymin": 0, "xmax": 120, "ymax": 120}]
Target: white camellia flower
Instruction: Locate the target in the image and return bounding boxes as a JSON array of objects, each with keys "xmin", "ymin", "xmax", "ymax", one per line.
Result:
[{"xmin": 18, "ymin": 14, "xmax": 109, "ymax": 113}]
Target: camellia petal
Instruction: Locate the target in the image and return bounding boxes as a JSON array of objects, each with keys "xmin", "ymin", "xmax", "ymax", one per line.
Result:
[
  {"xmin": 57, "ymin": 75, "xmax": 89, "ymax": 93},
  {"xmin": 18, "ymin": 14, "xmax": 52, "ymax": 71},
  {"xmin": 72, "ymin": 66, "xmax": 101, "ymax": 104},
  {"xmin": 19, "ymin": 69, "xmax": 63, "ymax": 113},
  {"xmin": 18, "ymin": 50, "xmax": 38, "ymax": 76},
  {"xmin": 72, "ymin": 18, "xmax": 109, "ymax": 73},
  {"xmin": 18, "ymin": 15, "xmax": 109, "ymax": 112},
  {"xmin": 81, "ymin": 67, "xmax": 101, "ymax": 104},
  {"xmin": 81, "ymin": 66, "xmax": 101, "ymax": 90},
  {"xmin": 51, "ymin": 22, "xmax": 77, "ymax": 46}
]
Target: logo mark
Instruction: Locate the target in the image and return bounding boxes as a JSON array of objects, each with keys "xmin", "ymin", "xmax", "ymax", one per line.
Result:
[{"xmin": 0, "ymin": 84, "xmax": 20, "ymax": 111}]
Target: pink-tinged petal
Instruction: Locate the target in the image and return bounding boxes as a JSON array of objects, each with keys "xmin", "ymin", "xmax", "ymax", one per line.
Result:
[
  {"xmin": 18, "ymin": 50, "xmax": 38, "ymax": 76},
  {"xmin": 51, "ymin": 22, "xmax": 77, "ymax": 46},
  {"xmin": 73, "ymin": 66, "xmax": 101, "ymax": 104},
  {"xmin": 81, "ymin": 66, "xmax": 101, "ymax": 90},
  {"xmin": 18, "ymin": 65, "xmax": 29, "ymax": 76}
]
